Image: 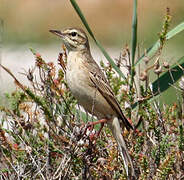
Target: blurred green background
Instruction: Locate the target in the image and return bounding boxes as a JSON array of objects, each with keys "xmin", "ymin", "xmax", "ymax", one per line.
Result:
[{"xmin": 0, "ymin": 0, "xmax": 183, "ymax": 47}]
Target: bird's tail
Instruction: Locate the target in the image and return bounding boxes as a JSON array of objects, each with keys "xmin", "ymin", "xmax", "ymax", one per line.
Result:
[{"xmin": 107, "ymin": 117, "xmax": 135, "ymax": 179}]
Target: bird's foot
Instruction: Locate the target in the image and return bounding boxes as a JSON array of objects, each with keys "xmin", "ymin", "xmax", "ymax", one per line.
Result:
[{"xmin": 82, "ymin": 119, "xmax": 108, "ymax": 142}]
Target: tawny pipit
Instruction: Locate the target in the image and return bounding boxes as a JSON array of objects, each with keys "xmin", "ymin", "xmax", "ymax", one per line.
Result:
[{"xmin": 50, "ymin": 27, "xmax": 135, "ymax": 177}]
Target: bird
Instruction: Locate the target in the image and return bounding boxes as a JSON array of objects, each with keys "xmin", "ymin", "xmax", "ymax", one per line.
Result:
[{"xmin": 49, "ymin": 27, "xmax": 135, "ymax": 178}]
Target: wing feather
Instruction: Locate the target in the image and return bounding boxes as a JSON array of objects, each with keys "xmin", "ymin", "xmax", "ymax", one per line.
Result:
[{"xmin": 89, "ymin": 69, "xmax": 133, "ymax": 130}]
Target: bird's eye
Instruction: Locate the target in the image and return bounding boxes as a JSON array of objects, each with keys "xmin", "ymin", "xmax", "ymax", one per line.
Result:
[{"xmin": 70, "ymin": 32, "xmax": 77, "ymax": 37}]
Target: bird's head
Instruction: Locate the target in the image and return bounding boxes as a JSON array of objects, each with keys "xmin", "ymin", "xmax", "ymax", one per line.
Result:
[{"xmin": 49, "ymin": 27, "xmax": 89, "ymax": 51}]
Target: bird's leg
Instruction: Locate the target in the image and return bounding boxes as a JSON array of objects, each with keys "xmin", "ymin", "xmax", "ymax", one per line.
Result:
[
  {"xmin": 96, "ymin": 122, "xmax": 105, "ymax": 137},
  {"xmin": 88, "ymin": 118, "xmax": 108, "ymax": 127},
  {"xmin": 89, "ymin": 121, "xmax": 106, "ymax": 142},
  {"xmin": 83, "ymin": 119, "xmax": 108, "ymax": 141},
  {"xmin": 86, "ymin": 119, "xmax": 108, "ymax": 131}
]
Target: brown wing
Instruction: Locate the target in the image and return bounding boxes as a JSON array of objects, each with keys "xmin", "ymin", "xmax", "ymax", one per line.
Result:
[{"xmin": 86, "ymin": 61, "xmax": 133, "ymax": 130}]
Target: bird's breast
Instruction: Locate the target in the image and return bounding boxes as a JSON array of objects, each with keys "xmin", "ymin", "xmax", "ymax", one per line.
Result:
[
  {"xmin": 65, "ymin": 51, "xmax": 115, "ymax": 119},
  {"xmin": 66, "ymin": 51, "xmax": 91, "ymax": 101}
]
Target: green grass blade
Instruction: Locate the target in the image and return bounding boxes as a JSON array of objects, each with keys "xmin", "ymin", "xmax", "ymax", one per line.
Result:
[
  {"xmin": 131, "ymin": 0, "xmax": 137, "ymax": 64},
  {"xmin": 130, "ymin": 0, "xmax": 138, "ymax": 88},
  {"xmin": 135, "ymin": 22, "xmax": 184, "ymax": 66},
  {"xmin": 70, "ymin": 0, "xmax": 126, "ymax": 80},
  {"xmin": 95, "ymin": 40, "xmax": 126, "ymax": 79},
  {"xmin": 70, "ymin": 0, "xmax": 95, "ymax": 40},
  {"xmin": 166, "ymin": 22, "xmax": 184, "ymax": 39}
]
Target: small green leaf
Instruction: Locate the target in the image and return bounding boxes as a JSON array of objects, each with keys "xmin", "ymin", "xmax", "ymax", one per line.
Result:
[{"xmin": 29, "ymin": 47, "xmax": 37, "ymax": 55}]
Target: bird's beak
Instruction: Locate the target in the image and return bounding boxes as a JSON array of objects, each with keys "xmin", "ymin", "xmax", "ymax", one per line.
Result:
[{"xmin": 49, "ymin": 30, "xmax": 64, "ymax": 38}]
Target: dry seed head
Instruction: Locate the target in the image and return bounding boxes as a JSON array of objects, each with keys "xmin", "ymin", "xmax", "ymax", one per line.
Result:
[
  {"xmin": 27, "ymin": 69, "xmax": 33, "ymax": 81},
  {"xmin": 154, "ymin": 57, "xmax": 160, "ymax": 69},
  {"xmin": 154, "ymin": 66, "xmax": 162, "ymax": 75},
  {"xmin": 139, "ymin": 71, "xmax": 148, "ymax": 81},
  {"xmin": 154, "ymin": 62, "xmax": 159, "ymax": 70},
  {"xmin": 143, "ymin": 56, "xmax": 149, "ymax": 64},
  {"xmin": 122, "ymin": 49, "xmax": 127, "ymax": 57},
  {"xmin": 119, "ymin": 46, "xmax": 130, "ymax": 64},
  {"xmin": 163, "ymin": 61, "xmax": 169, "ymax": 69},
  {"xmin": 25, "ymin": 146, "xmax": 32, "ymax": 153},
  {"xmin": 179, "ymin": 76, "xmax": 184, "ymax": 91}
]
